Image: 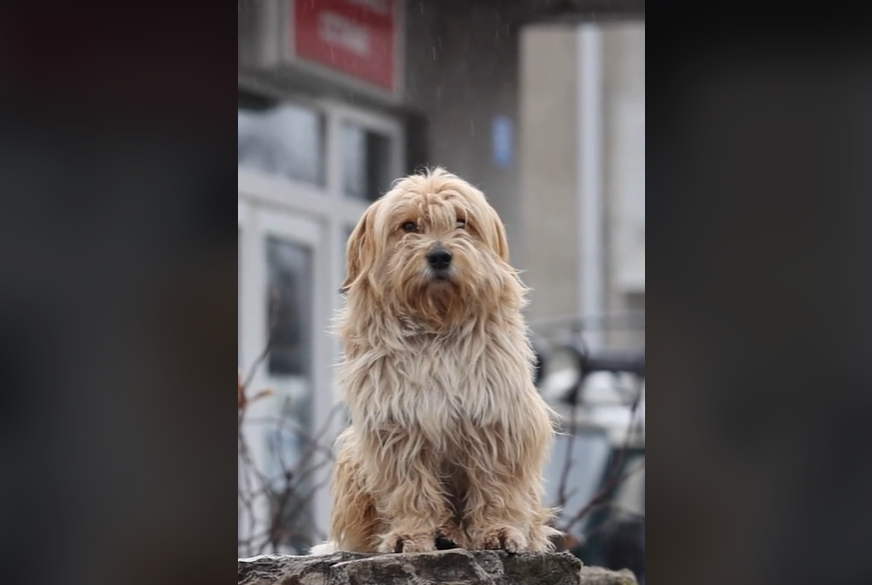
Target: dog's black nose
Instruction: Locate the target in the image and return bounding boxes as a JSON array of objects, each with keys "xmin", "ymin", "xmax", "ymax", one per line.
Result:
[{"xmin": 427, "ymin": 248, "xmax": 453, "ymax": 270}]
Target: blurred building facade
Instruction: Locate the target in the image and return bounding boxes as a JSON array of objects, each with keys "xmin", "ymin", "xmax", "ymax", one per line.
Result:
[{"xmin": 238, "ymin": 0, "xmax": 644, "ymax": 547}]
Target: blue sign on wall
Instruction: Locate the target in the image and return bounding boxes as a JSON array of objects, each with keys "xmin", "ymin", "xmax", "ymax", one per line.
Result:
[{"xmin": 491, "ymin": 116, "xmax": 514, "ymax": 169}]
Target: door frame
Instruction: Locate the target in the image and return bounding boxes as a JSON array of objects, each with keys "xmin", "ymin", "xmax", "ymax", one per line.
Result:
[{"xmin": 238, "ymin": 199, "xmax": 330, "ymax": 550}]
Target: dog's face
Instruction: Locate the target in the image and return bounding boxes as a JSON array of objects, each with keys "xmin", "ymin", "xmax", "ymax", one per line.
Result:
[{"xmin": 342, "ymin": 169, "xmax": 519, "ymax": 328}]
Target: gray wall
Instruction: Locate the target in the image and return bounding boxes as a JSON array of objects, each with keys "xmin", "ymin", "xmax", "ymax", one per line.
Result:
[
  {"xmin": 603, "ymin": 23, "xmax": 645, "ymax": 349},
  {"xmin": 519, "ymin": 26, "xmax": 581, "ymax": 320}
]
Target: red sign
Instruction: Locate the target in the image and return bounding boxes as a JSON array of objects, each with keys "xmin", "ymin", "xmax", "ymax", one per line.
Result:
[{"xmin": 292, "ymin": 0, "xmax": 397, "ymax": 91}]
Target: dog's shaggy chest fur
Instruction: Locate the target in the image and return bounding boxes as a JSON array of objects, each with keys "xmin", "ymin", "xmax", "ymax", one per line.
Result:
[
  {"xmin": 343, "ymin": 328, "xmax": 534, "ymax": 434},
  {"xmin": 313, "ymin": 168, "xmax": 561, "ymax": 556}
]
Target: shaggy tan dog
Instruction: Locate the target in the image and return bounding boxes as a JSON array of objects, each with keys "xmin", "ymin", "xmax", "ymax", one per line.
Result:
[{"xmin": 311, "ymin": 168, "xmax": 560, "ymax": 555}]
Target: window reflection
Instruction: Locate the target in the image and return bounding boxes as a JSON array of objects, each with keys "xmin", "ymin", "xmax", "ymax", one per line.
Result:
[
  {"xmin": 264, "ymin": 236, "xmax": 315, "ymax": 552},
  {"xmin": 266, "ymin": 237, "xmax": 313, "ymax": 377},
  {"xmin": 238, "ymin": 103, "xmax": 326, "ymax": 187},
  {"xmin": 341, "ymin": 121, "xmax": 392, "ymax": 202}
]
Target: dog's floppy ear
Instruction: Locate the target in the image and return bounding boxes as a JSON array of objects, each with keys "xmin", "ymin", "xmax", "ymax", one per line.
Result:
[
  {"xmin": 340, "ymin": 202, "xmax": 379, "ymax": 294},
  {"xmin": 488, "ymin": 207, "xmax": 511, "ymax": 263}
]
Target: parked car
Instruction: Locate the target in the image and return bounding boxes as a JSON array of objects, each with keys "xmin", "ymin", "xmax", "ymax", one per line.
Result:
[{"xmin": 534, "ymin": 335, "xmax": 645, "ymax": 583}]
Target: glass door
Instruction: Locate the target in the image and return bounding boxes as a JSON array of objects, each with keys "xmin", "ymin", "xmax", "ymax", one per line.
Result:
[{"xmin": 238, "ymin": 201, "xmax": 328, "ymax": 555}]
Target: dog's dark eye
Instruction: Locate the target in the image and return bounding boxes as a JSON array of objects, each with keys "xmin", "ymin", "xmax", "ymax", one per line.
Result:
[
  {"xmin": 456, "ymin": 219, "xmax": 467, "ymax": 229},
  {"xmin": 401, "ymin": 222, "xmax": 418, "ymax": 233}
]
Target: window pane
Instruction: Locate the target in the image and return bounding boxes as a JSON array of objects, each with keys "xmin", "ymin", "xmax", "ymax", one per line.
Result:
[
  {"xmin": 239, "ymin": 103, "xmax": 327, "ymax": 187},
  {"xmin": 264, "ymin": 236, "xmax": 316, "ymax": 553},
  {"xmin": 266, "ymin": 238, "xmax": 313, "ymax": 377},
  {"xmin": 341, "ymin": 122, "xmax": 392, "ymax": 202},
  {"xmin": 238, "ymin": 229, "xmax": 242, "ymax": 369}
]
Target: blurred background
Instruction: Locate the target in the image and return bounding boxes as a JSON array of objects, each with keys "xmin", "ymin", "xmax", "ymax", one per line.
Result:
[{"xmin": 238, "ymin": 0, "xmax": 644, "ymax": 580}]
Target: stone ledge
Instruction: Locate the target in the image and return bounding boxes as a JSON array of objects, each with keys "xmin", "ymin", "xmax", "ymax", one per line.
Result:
[{"xmin": 237, "ymin": 549, "xmax": 638, "ymax": 585}]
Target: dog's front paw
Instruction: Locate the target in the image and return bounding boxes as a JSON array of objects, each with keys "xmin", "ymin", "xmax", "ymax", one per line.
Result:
[
  {"xmin": 377, "ymin": 531, "xmax": 436, "ymax": 554},
  {"xmin": 474, "ymin": 526, "xmax": 529, "ymax": 553},
  {"xmin": 436, "ymin": 523, "xmax": 469, "ymax": 549}
]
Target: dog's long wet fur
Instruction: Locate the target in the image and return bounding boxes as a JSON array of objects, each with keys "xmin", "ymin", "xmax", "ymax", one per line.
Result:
[{"xmin": 311, "ymin": 168, "xmax": 561, "ymax": 555}]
